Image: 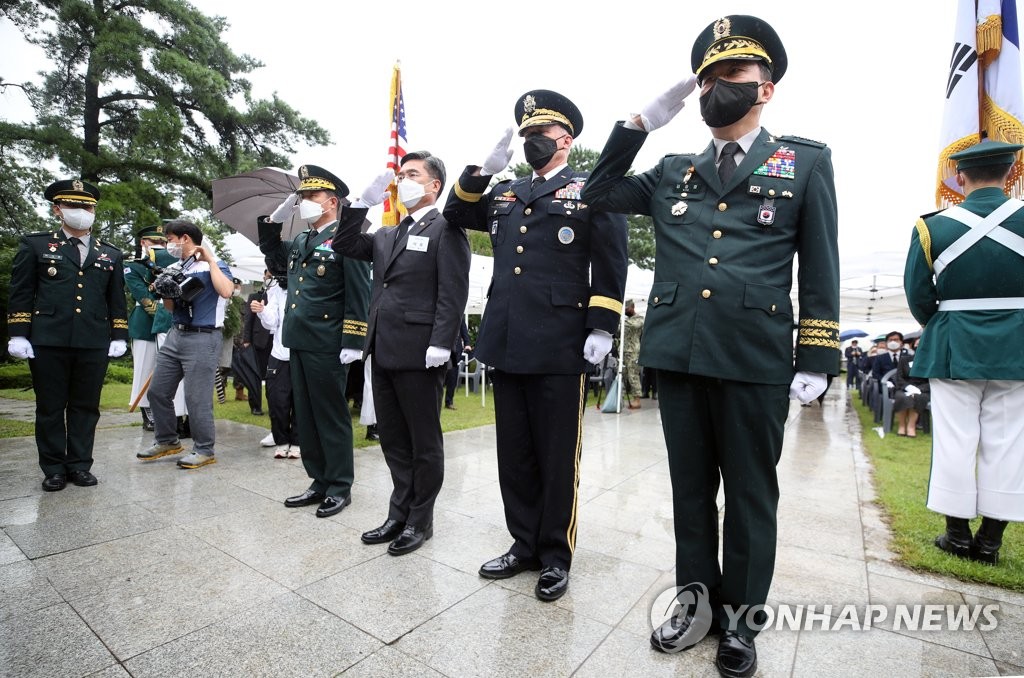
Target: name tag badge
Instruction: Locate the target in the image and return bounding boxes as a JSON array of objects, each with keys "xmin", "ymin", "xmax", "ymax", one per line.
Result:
[{"xmin": 406, "ymin": 235, "xmax": 429, "ymax": 252}]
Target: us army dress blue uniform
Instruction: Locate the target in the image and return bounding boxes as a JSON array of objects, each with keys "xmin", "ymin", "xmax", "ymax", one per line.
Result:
[
  {"xmin": 260, "ymin": 201, "xmax": 371, "ymax": 503},
  {"xmin": 583, "ymin": 124, "xmax": 839, "ymax": 637},
  {"xmin": 443, "ymin": 159, "xmax": 627, "ymax": 573},
  {"xmin": 8, "ymin": 227, "xmax": 128, "ymax": 478}
]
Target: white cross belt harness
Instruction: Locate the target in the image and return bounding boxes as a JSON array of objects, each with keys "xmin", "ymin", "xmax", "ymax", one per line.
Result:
[{"xmin": 934, "ymin": 198, "xmax": 1024, "ymax": 312}]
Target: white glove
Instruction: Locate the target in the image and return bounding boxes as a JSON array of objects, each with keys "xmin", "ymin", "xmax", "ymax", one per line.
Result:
[
  {"xmin": 886, "ymin": 381, "xmax": 896, "ymax": 390},
  {"xmin": 789, "ymin": 371, "xmax": 828, "ymax": 404},
  {"xmin": 481, "ymin": 126, "xmax": 515, "ymax": 176},
  {"xmin": 8, "ymin": 337, "xmax": 34, "ymax": 360},
  {"xmin": 904, "ymin": 384, "xmax": 922, "ymax": 396},
  {"xmin": 352, "ymin": 169, "xmax": 395, "ymax": 208},
  {"xmin": 583, "ymin": 330, "xmax": 613, "ymax": 365},
  {"xmin": 108, "ymin": 340, "xmax": 127, "ymax": 358},
  {"xmin": 339, "ymin": 348, "xmax": 362, "ymax": 365},
  {"xmin": 269, "ymin": 193, "xmax": 300, "ymax": 223},
  {"xmin": 425, "ymin": 346, "xmax": 451, "ymax": 369},
  {"xmin": 634, "ymin": 76, "xmax": 699, "ymax": 132}
]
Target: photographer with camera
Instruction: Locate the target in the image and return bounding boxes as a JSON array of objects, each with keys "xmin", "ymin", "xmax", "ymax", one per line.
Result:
[{"xmin": 137, "ymin": 219, "xmax": 233, "ymax": 469}]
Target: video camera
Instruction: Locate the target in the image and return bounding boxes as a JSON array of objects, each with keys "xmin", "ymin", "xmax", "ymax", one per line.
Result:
[{"xmin": 153, "ymin": 254, "xmax": 205, "ymax": 302}]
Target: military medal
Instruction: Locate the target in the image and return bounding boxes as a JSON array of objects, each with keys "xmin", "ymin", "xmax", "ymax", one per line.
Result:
[
  {"xmin": 557, "ymin": 226, "xmax": 575, "ymax": 244},
  {"xmin": 671, "ymin": 201, "xmax": 688, "ymax": 216},
  {"xmin": 49, "ymin": 244, "xmax": 57, "ymax": 252},
  {"xmin": 47, "ymin": 266, "xmax": 57, "ymax": 277},
  {"xmin": 683, "ymin": 166, "xmax": 694, "ymax": 184},
  {"xmin": 316, "ymin": 264, "xmax": 326, "ymax": 276},
  {"xmin": 757, "ymin": 198, "xmax": 776, "ymax": 226}
]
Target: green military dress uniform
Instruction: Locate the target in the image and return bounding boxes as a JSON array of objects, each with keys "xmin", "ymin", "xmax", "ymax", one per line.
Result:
[
  {"xmin": 583, "ymin": 70, "xmax": 839, "ymax": 636},
  {"xmin": 125, "ymin": 247, "xmax": 177, "ymax": 340},
  {"xmin": 259, "ymin": 166, "xmax": 371, "ymax": 501},
  {"xmin": 7, "ymin": 181, "xmax": 129, "ymax": 477}
]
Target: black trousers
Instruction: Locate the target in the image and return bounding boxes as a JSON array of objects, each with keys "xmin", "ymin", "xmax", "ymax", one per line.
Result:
[
  {"xmin": 372, "ymin": 361, "xmax": 446, "ymax": 527},
  {"xmin": 444, "ymin": 360, "xmax": 460, "ymax": 405},
  {"xmin": 658, "ymin": 371, "xmax": 789, "ymax": 637},
  {"xmin": 290, "ymin": 350, "xmax": 353, "ymax": 497},
  {"xmin": 490, "ymin": 370, "xmax": 586, "ymax": 570},
  {"xmin": 29, "ymin": 346, "xmax": 108, "ymax": 475},
  {"xmin": 266, "ymin": 356, "xmax": 298, "ymax": 446}
]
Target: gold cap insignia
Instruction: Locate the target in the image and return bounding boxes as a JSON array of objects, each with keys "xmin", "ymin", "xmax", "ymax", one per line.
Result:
[
  {"xmin": 72, "ymin": 179, "xmax": 84, "ymax": 191},
  {"xmin": 155, "ymin": 225, "xmax": 163, "ymax": 234},
  {"xmin": 523, "ymin": 95, "xmax": 536, "ymax": 114},
  {"xmin": 713, "ymin": 17, "xmax": 731, "ymax": 39},
  {"xmin": 299, "ymin": 166, "xmax": 309, "ymax": 179}
]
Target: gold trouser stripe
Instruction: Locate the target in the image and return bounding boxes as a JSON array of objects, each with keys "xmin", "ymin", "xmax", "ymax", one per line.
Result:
[
  {"xmin": 566, "ymin": 373, "xmax": 586, "ymax": 555},
  {"xmin": 454, "ymin": 182, "xmax": 484, "ymax": 203},
  {"xmin": 589, "ymin": 295, "xmax": 623, "ymax": 314}
]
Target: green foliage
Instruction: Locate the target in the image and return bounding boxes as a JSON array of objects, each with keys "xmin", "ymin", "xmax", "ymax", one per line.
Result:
[{"xmin": 0, "ymin": 0, "xmax": 329, "ymax": 251}]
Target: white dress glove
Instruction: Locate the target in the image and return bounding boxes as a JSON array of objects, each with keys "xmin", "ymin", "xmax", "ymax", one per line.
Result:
[
  {"xmin": 481, "ymin": 126, "xmax": 515, "ymax": 176},
  {"xmin": 269, "ymin": 193, "xmax": 300, "ymax": 223},
  {"xmin": 789, "ymin": 371, "xmax": 828, "ymax": 404},
  {"xmin": 583, "ymin": 330, "xmax": 613, "ymax": 365},
  {"xmin": 8, "ymin": 337, "xmax": 34, "ymax": 360},
  {"xmin": 904, "ymin": 384, "xmax": 922, "ymax": 396},
  {"xmin": 886, "ymin": 381, "xmax": 896, "ymax": 390},
  {"xmin": 108, "ymin": 340, "xmax": 127, "ymax": 358},
  {"xmin": 339, "ymin": 348, "xmax": 363, "ymax": 365},
  {"xmin": 632, "ymin": 76, "xmax": 699, "ymax": 132},
  {"xmin": 352, "ymin": 169, "xmax": 395, "ymax": 208},
  {"xmin": 425, "ymin": 346, "xmax": 451, "ymax": 369}
]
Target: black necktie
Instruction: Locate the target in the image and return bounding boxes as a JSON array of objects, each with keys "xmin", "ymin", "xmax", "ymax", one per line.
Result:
[
  {"xmin": 69, "ymin": 237, "xmax": 83, "ymax": 266},
  {"xmin": 392, "ymin": 217, "xmax": 412, "ymax": 254},
  {"xmin": 531, "ymin": 175, "xmax": 545, "ymax": 195},
  {"xmin": 718, "ymin": 142, "xmax": 740, "ymax": 185}
]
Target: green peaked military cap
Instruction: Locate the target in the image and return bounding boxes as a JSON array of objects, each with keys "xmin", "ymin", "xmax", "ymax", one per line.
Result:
[
  {"xmin": 950, "ymin": 140, "xmax": 1024, "ymax": 169},
  {"xmin": 515, "ymin": 89, "xmax": 584, "ymax": 138},
  {"xmin": 297, "ymin": 164, "xmax": 349, "ymax": 197},
  {"xmin": 135, "ymin": 224, "xmax": 167, "ymax": 241},
  {"xmin": 691, "ymin": 15, "xmax": 787, "ymax": 84},
  {"xmin": 44, "ymin": 178, "xmax": 100, "ymax": 206}
]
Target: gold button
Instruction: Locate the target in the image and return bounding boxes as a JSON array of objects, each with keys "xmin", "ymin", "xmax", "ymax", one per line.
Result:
[
  {"xmin": 577, "ymin": 302, "xmax": 583, "ymax": 308},
  {"xmin": 768, "ymin": 189, "xmax": 776, "ymax": 196},
  {"xmin": 771, "ymin": 304, "xmax": 777, "ymax": 312},
  {"xmin": 718, "ymin": 203, "xmax": 727, "ymax": 212},
  {"xmin": 701, "ymin": 289, "xmax": 711, "ymax": 299},
  {"xmin": 78, "ymin": 271, "xmax": 84, "ymax": 276},
  {"xmin": 520, "ymin": 226, "xmax": 527, "ymax": 233},
  {"xmin": 302, "ymin": 263, "xmax": 307, "ymax": 268},
  {"xmin": 681, "ymin": 192, "xmax": 688, "ymax": 198},
  {"xmin": 514, "ymin": 266, "xmax": 522, "ymax": 275},
  {"xmin": 653, "ymin": 296, "xmax": 660, "ymax": 304},
  {"xmin": 383, "ymin": 282, "xmax": 388, "ymax": 288},
  {"xmin": 75, "ymin": 308, "xmax": 82, "ymax": 313},
  {"xmin": 77, "ymin": 283, "xmax": 83, "ymax": 288},
  {"xmin": 516, "ymin": 246, "xmax": 523, "ymax": 254},
  {"xmin": 294, "ymin": 290, "xmax": 299, "ymax": 295},
  {"xmin": 524, "ymin": 208, "xmax": 532, "ymax": 215},
  {"xmin": 713, "ymin": 230, "xmax": 723, "ymax": 239},
  {"xmin": 291, "ymin": 303, "xmax": 296, "ymax": 309},
  {"xmin": 709, "ymin": 257, "xmax": 719, "ymax": 265},
  {"xmin": 323, "ymin": 314, "xmax": 328, "ymax": 319},
  {"xmin": 299, "ymin": 276, "xmax": 304, "ymax": 281},
  {"xmin": 76, "ymin": 295, "xmax": 82, "ymax": 300}
]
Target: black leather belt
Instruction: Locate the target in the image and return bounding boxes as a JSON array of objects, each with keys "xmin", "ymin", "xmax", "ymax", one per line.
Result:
[{"xmin": 174, "ymin": 323, "xmax": 218, "ymax": 333}]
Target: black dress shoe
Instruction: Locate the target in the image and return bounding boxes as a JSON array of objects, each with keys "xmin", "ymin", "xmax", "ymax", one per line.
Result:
[
  {"xmin": 716, "ymin": 631, "xmax": 757, "ymax": 678},
  {"xmin": 444, "ymin": 403, "xmax": 456, "ymax": 410},
  {"xmin": 478, "ymin": 551, "xmax": 541, "ymax": 579},
  {"xmin": 251, "ymin": 409, "xmax": 265, "ymax": 416},
  {"xmin": 283, "ymin": 489, "xmax": 325, "ymax": 508},
  {"xmin": 42, "ymin": 474, "xmax": 66, "ymax": 492},
  {"xmin": 365, "ymin": 424, "xmax": 380, "ymax": 441},
  {"xmin": 68, "ymin": 470, "xmax": 98, "ymax": 487},
  {"xmin": 650, "ymin": 611, "xmax": 718, "ymax": 653},
  {"xmin": 315, "ymin": 494, "xmax": 352, "ymax": 518},
  {"xmin": 535, "ymin": 566, "xmax": 569, "ymax": 601},
  {"xmin": 361, "ymin": 519, "xmax": 405, "ymax": 544},
  {"xmin": 388, "ymin": 524, "xmax": 433, "ymax": 555}
]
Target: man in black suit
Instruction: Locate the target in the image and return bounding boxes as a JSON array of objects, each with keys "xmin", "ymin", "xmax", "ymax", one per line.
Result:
[
  {"xmin": 443, "ymin": 90, "xmax": 628, "ymax": 601},
  {"xmin": 333, "ymin": 151, "xmax": 471, "ymax": 555},
  {"xmin": 242, "ymin": 271, "xmax": 274, "ymax": 415},
  {"xmin": 444, "ymin": 320, "xmax": 472, "ymax": 410},
  {"xmin": 871, "ymin": 330, "xmax": 906, "ymax": 384},
  {"xmin": 844, "ymin": 340, "xmax": 863, "ymax": 388}
]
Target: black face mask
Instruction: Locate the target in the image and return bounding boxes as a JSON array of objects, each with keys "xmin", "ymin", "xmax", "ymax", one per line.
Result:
[
  {"xmin": 523, "ymin": 134, "xmax": 560, "ymax": 170},
  {"xmin": 698, "ymin": 79, "xmax": 763, "ymax": 128}
]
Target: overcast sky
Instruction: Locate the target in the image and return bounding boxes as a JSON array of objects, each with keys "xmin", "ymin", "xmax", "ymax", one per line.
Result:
[{"xmin": 0, "ymin": 1, "xmax": 1012, "ymax": 330}]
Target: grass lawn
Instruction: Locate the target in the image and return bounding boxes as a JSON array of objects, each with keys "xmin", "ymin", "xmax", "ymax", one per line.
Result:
[{"xmin": 852, "ymin": 395, "xmax": 1023, "ymax": 592}]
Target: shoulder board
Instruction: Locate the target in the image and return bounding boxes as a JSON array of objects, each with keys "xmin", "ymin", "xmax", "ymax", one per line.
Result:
[
  {"xmin": 25, "ymin": 231, "xmax": 54, "ymax": 238},
  {"xmin": 777, "ymin": 135, "xmax": 827, "ymax": 148},
  {"xmin": 919, "ymin": 209, "xmax": 943, "ymax": 220},
  {"xmin": 98, "ymin": 240, "xmax": 122, "ymax": 250},
  {"xmin": 664, "ymin": 152, "xmax": 697, "ymax": 158}
]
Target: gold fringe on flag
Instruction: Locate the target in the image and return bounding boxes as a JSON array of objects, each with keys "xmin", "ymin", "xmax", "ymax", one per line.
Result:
[
  {"xmin": 976, "ymin": 14, "xmax": 1003, "ymax": 65},
  {"xmin": 936, "ymin": 133, "xmax": 980, "ymax": 207}
]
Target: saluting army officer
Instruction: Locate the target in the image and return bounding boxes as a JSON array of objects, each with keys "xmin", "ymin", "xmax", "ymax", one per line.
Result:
[
  {"xmin": 443, "ymin": 90, "xmax": 628, "ymax": 602},
  {"xmin": 582, "ymin": 15, "xmax": 840, "ymax": 677},
  {"xmin": 905, "ymin": 140, "xmax": 1024, "ymax": 567},
  {"xmin": 7, "ymin": 179, "xmax": 129, "ymax": 491},
  {"xmin": 260, "ymin": 165, "xmax": 372, "ymax": 518}
]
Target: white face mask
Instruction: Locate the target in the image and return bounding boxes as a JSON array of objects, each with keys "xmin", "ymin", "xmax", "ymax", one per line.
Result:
[
  {"xmin": 887, "ymin": 341, "xmax": 901, "ymax": 351},
  {"xmin": 60, "ymin": 208, "xmax": 95, "ymax": 231},
  {"xmin": 299, "ymin": 199, "xmax": 327, "ymax": 223},
  {"xmin": 397, "ymin": 178, "xmax": 435, "ymax": 211},
  {"xmin": 167, "ymin": 242, "xmax": 184, "ymax": 258}
]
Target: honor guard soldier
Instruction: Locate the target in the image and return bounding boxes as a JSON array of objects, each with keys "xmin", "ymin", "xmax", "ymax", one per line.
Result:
[
  {"xmin": 905, "ymin": 140, "xmax": 1024, "ymax": 567},
  {"xmin": 582, "ymin": 15, "xmax": 840, "ymax": 677},
  {"xmin": 7, "ymin": 179, "xmax": 129, "ymax": 492},
  {"xmin": 124, "ymin": 224, "xmax": 177, "ymax": 430},
  {"xmin": 443, "ymin": 90, "xmax": 628, "ymax": 601},
  {"xmin": 260, "ymin": 164, "xmax": 372, "ymax": 518}
]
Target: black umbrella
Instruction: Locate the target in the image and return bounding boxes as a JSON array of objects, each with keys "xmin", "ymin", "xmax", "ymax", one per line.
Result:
[{"xmin": 212, "ymin": 168, "xmax": 303, "ymax": 243}]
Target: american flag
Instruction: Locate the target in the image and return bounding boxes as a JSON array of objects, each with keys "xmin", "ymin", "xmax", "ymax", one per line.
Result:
[{"xmin": 382, "ymin": 63, "xmax": 408, "ymax": 226}]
